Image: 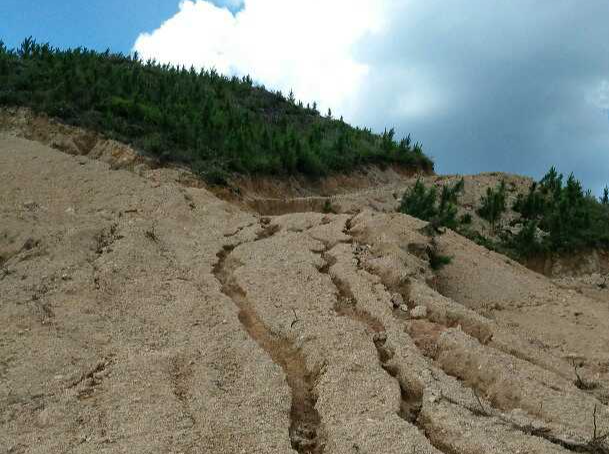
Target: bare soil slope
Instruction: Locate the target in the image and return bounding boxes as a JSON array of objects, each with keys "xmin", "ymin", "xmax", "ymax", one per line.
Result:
[{"xmin": 1, "ymin": 133, "xmax": 609, "ymax": 454}]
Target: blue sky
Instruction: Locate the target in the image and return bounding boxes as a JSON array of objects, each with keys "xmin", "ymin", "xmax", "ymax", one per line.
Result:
[
  {"xmin": 0, "ymin": 0, "xmax": 245, "ymax": 52},
  {"xmin": 0, "ymin": 0, "xmax": 179, "ymax": 52},
  {"xmin": 1, "ymin": 1, "xmax": 608, "ymax": 193}
]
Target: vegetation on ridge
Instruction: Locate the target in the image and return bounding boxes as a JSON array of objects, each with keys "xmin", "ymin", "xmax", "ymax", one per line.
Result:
[
  {"xmin": 509, "ymin": 167, "xmax": 609, "ymax": 255},
  {"xmin": 399, "ymin": 169, "xmax": 609, "ymax": 261},
  {"xmin": 399, "ymin": 177, "xmax": 465, "ymax": 231},
  {"xmin": 477, "ymin": 181, "xmax": 507, "ymax": 233},
  {"xmin": 0, "ymin": 38, "xmax": 433, "ymax": 182}
]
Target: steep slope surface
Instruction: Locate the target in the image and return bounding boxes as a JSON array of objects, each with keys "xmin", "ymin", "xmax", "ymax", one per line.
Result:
[{"xmin": 1, "ymin": 135, "xmax": 609, "ymax": 453}]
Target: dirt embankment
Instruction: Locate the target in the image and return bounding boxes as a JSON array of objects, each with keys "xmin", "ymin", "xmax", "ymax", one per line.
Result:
[
  {"xmin": 2, "ymin": 119, "xmax": 609, "ymax": 453},
  {"xmin": 0, "ymin": 107, "xmax": 426, "ymax": 210}
]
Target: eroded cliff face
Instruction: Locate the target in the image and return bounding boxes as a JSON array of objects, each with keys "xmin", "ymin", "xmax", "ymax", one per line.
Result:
[{"xmin": 1, "ymin": 133, "xmax": 608, "ymax": 454}]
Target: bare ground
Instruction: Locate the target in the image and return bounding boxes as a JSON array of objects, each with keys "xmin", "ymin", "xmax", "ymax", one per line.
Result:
[{"xmin": 1, "ymin": 120, "xmax": 609, "ymax": 453}]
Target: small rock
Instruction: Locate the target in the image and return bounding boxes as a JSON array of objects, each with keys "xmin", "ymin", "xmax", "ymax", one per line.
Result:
[
  {"xmin": 94, "ymin": 369, "xmax": 110, "ymax": 380},
  {"xmin": 399, "ymin": 304, "xmax": 409, "ymax": 313},
  {"xmin": 410, "ymin": 305, "xmax": 428, "ymax": 319},
  {"xmin": 373, "ymin": 332, "xmax": 387, "ymax": 344},
  {"xmin": 23, "ymin": 200, "xmax": 38, "ymax": 211},
  {"xmin": 22, "ymin": 238, "xmax": 38, "ymax": 251},
  {"xmin": 391, "ymin": 293, "xmax": 404, "ymax": 309},
  {"xmin": 564, "ymin": 352, "xmax": 585, "ymax": 362}
]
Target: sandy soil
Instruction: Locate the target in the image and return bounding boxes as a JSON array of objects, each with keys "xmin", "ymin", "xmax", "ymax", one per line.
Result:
[{"xmin": 1, "ymin": 119, "xmax": 609, "ymax": 453}]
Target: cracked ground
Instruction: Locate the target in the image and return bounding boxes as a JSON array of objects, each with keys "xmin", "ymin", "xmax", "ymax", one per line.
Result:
[{"xmin": 2, "ymin": 134, "xmax": 609, "ymax": 453}]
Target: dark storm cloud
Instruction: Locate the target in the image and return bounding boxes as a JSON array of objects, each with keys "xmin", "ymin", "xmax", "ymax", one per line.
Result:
[{"xmin": 354, "ymin": 0, "xmax": 609, "ymax": 193}]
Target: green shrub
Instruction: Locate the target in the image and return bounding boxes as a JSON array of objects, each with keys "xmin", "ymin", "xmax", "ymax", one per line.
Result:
[
  {"xmin": 504, "ymin": 220, "xmax": 545, "ymax": 258},
  {"xmin": 511, "ymin": 168, "xmax": 609, "ymax": 253},
  {"xmin": 399, "ymin": 178, "xmax": 465, "ymax": 231},
  {"xmin": 436, "ymin": 178, "xmax": 464, "ymax": 230},
  {"xmin": 477, "ymin": 181, "xmax": 507, "ymax": 232},
  {"xmin": 399, "ymin": 179, "xmax": 438, "ymax": 221},
  {"xmin": 513, "ymin": 183, "xmax": 546, "ymax": 219},
  {"xmin": 459, "ymin": 213, "xmax": 473, "ymax": 225},
  {"xmin": 322, "ymin": 199, "xmax": 336, "ymax": 214},
  {"xmin": 140, "ymin": 132, "xmax": 165, "ymax": 156},
  {"xmin": 429, "ymin": 253, "xmax": 452, "ymax": 270},
  {"xmin": 463, "ymin": 230, "xmax": 501, "ymax": 252},
  {"xmin": 426, "ymin": 242, "xmax": 453, "ymax": 270},
  {"xmin": 193, "ymin": 162, "xmax": 229, "ymax": 186}
]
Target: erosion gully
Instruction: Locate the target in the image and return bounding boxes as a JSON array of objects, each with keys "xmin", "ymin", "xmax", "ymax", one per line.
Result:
[{"xmin": 213, "ymin": 223, "xmax": 324, "ymax": 454}]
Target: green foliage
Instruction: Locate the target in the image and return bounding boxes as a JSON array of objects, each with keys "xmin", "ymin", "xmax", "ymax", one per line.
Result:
[
  {"xmin": 503, "ymin": 220, "xmax": 545, "ymax": 259},
  {"xmin": 477, "ymin": 181, "xmax": 507, "ymax": 232},
  {"xmin": 512, "ymin": 182, "xmax": 545, "ymax": 219},
  {"xmin": 0, "ymin": 38, "xmax": 434, "ymax": 179},
  {"xmin": 192, "ymin": 162, "xmax": 229, "ymax": 186},
  {"xmin": 399, "ymin": 179, "xmax": 438, "ymax": 221},
  {"xmin": 602, "ymin": 186, "xmax": 609, "ymax": 206},
  {"xmin": 436, "ymin": 178, "xmax": 464, "ymax": 229},
  {"xmin": 322, "ymin": 199, "xmax": 337, "ymax": 214},
  {"xmin": 203, "ymin": 168, "xmax": 230, "ymax": 186},
  {"xmin": 511, "ymin": 168, "xmax": 609, "ymax": 253},
  {"xmin": 462, "ymin": 229, "xmax": 501, "ymax": 252},
  {"xmin": 399, "ymin": 178, "xmax": 465, "ymax": 231},
  {"xmin": 440, "ymin": 178, "xmax": 465, "ymax": 206},
  {"xmin": 427, "ymin": 244, "xmax": 453, "ymax": 270},
  {"xmin": 459, "ymin": 213, "xmax": 473, "ymax": 225}
]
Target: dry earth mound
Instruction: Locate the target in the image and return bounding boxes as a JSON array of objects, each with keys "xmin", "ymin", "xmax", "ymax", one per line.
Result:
[{"xmin": 1, "ymin": 133, "xmax": 609, "ymax": 453}]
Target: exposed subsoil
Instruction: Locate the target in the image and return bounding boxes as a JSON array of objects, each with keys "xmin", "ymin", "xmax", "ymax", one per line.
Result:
[
  {"xmin": 214, "ymin": 242, "xmax": 324, "ymax": 454},
  {"xmin": 2, "ymin": 112, "xmax": 609, "ymax": 453}
]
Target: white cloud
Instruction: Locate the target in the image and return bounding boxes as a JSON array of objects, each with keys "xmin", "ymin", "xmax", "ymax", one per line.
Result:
[
  {"xmin": 134, "ymin": 1, "xmax": 609, "ymax": 191},
  {"xmin": 133, "ymin": 0, "xmax": 390, "ymax": 118}
]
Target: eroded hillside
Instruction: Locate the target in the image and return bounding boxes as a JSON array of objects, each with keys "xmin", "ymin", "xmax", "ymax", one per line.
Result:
[{"xmin": 1, "ymin": 134, "xmax": 609, "ymax": 453}]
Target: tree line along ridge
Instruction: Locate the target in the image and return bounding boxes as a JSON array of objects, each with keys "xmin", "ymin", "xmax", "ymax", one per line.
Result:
[
  {"xmin": 0, "ymin": 38, "xmax": 433, "ymax": 182},
  {"xmin": 399, "ymin": 169, "xmax": 609, "ymax": 260}
]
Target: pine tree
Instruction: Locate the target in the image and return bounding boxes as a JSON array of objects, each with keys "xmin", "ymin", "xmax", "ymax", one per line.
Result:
[
  {"xmin": 436, "ymin": 178, "xmax": 464, "ymax": 230},
  {"xmin": 399, "ymin": 179, "xmax": 437, "ymax": 221},
  {"xmin": 477, "ymin": 181, "xmax": 507, "ymax": 233}
]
